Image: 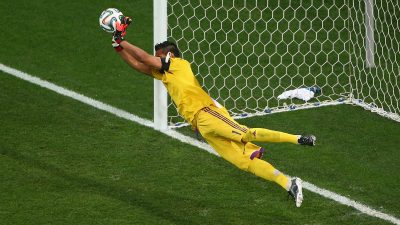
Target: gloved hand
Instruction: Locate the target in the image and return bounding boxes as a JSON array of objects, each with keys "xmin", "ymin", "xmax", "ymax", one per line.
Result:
[
  {"xmin": 112, "ymin": 16, "xmax": 132, "ymax": 51},
  {"xmin": 113, "ymin": 17, "xmax": 132, "ymax": 43}
]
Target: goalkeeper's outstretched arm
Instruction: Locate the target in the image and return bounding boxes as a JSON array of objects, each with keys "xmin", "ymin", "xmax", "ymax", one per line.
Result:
[
  {"xmin": 112, "ymin": 17, "xmax": 162, "ymax": 77},
  {"xmin": 116, "ymin": 45, "xmax": 153, "ymax": 77},
  {"xmin": 119, "ymin": 41, "xmax": 162, "ymax": 71}
]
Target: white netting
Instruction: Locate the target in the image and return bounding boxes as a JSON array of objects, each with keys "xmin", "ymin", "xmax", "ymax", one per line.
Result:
[
  {"xmin": 348, "ymin": 0, "xmax": 400, "ymax": 122},
  {"xmin": 166, "ymin": 0, "xmax": 400, "ymax": 126}
]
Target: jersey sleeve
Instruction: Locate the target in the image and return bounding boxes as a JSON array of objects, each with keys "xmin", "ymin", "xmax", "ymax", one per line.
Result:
[
  {"xmin": 151, "ymin": 68, "xmax": 163, "ymax": 80},
  {"xmin": 151, "ymin": 55, "xmax": 182, "ymax": 79},
  {"xmin": 167, "ymin": 58, "xmax": 181, "ymax": 72}
]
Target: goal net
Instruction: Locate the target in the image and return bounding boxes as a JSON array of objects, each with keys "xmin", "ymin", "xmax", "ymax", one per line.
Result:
[
  {"xmin": 348, "ymin": 0, "xmax": 400, "ymax": 121},
  {"xmin": 164, "ymin": 0, "xmax": 400, "ymax": 126}
]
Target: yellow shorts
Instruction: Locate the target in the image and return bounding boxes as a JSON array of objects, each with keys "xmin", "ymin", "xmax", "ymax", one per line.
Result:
[{"xmin": 195, "ymin": 106, "xmax": 263, "ymax": 170}]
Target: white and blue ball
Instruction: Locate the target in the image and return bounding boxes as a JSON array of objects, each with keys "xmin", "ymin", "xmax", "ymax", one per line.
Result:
[{"xmin": 99, "ymin": 8, "xmax": 123, "ymax": 33}]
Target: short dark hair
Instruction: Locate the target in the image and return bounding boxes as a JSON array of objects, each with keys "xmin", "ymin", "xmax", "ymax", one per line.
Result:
[{"xmin": 154, "ymin": 41, "xmax": 181, "ymax": 57}]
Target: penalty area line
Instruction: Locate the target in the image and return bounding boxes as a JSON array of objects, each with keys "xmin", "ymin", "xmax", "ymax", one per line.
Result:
[{"xmin": 1, "ymin": 63, "xmax": 399, "ymax": 225}]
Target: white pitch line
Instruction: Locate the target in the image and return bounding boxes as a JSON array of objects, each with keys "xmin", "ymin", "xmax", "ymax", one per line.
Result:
[
  {"xmin": 0, "ymin": 64, "xmax": 153, "ymax": 129},
  {"xmin": 1, "ymin": 63, "xmax": 399, "ymax": 225}
]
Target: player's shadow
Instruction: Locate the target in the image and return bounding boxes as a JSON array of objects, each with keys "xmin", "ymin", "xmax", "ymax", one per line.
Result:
[{"xmin": 0, "ymin": 147, "xmax": 205, "ymax": 225}]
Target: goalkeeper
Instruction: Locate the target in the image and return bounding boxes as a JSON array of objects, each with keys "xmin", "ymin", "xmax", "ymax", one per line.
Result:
[{"xmin": 110, "ymin": 17, "xmax": 316, "ymax": 207}]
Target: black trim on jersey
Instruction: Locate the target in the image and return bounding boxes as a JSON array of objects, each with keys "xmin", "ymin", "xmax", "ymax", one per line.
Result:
[{"xmin": 159, "ymin": 52, "xmax": 171, "ymax": 73}]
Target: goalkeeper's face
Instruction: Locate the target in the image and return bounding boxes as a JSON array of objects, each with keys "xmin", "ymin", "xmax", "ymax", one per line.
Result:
[{"xmin": 155, "ymin": 49, "xmax": 164, "ymax": 57}]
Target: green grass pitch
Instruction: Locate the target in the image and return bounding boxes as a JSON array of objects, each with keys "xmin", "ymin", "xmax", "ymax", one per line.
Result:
[{"xmin": 0, "ymin": 0, "xmax": 399, "ymax": 224}]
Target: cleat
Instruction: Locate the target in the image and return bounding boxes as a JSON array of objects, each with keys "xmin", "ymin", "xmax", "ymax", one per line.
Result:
[
  {"xmin": 298, "ymin": 134, "xmax": 316, "ymax": 146},
  {"xmin": 288, "ymin": 177, "xmax": 303, "ymax": 207},
  {"xmin": 250, "ymin": 147, "xmax": 265, "ymax": 160}
]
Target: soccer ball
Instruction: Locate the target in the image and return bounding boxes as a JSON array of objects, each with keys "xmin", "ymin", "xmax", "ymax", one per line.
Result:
[{"xmin": 99, "ymin": 8, "xmax": 124, "ymax": 33}]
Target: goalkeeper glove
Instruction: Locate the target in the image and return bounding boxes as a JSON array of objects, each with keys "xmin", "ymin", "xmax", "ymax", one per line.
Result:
[{"xmin": 112, "ymin": 16, "xmax": 132, "ymax": 52}]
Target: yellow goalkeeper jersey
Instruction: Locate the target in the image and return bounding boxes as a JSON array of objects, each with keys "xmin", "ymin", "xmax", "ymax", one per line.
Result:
[{"xmin": 152, "ymin": 57, "xmax": 215, "ymax": 125}]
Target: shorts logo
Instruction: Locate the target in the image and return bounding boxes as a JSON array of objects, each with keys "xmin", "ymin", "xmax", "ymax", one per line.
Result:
[{"xmin": 232, "ymin": 130, "xmax": 241, "ymax": 135}]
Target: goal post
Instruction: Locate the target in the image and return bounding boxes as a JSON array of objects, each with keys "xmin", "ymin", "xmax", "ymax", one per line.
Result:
[
  {"xmin": 153, "ymin": 0, "xmax": 168, "ymax": 131},
  {"xmin": 364, "ymin": 0, "xmax": 375, "ymax": 68},
  {"xmin": 154, "ymin": 0, "xmax": 400, "ymax": 128}
]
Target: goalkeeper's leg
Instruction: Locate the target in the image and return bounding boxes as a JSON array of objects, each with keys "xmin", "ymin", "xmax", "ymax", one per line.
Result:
[
  {"xmin": 248, "ymin": 158, "xmax": 291, "ymax": 190},
  {"xmin": 198, "ymin": 118, "xmax": 304, "ymax": 206},
  {"xmin": 195, "ymin": 105, "xmax": 315, "ymax": 146},
  {"xmin": 242, "ymin": 128, "xmax": 299, "ymax": 144},
  {"xmin": 205, "ymin": 136, "xmax": 291, "ymax": 190},
  {"xmin": 207, "ymin": 137, "xmax": 304, "ymax": 206},
  {"xmin": 242, "ymin": 128, "xmax": 316, "ymax": 146}
]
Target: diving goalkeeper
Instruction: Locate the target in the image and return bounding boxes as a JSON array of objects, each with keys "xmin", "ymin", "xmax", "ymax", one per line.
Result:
[{"xmin": 110, "ymin": 17, "xmax": 316, "ymax": 207}]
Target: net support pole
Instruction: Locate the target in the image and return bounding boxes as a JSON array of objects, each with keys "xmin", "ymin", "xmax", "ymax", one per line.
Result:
[
  {"xmin": 153, "ymin": 0, "xmax": 168, "ymax": 130},
  {"xmin": 365, "ymin": 0, "xmax": 375, "ymax": 68}
]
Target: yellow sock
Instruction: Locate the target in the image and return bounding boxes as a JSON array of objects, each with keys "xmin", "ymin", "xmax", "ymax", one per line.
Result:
[
  {"xmin": 248, "ymin": 158, "xmax": 290, "ymax": 190},
  {"xmin": 243, "ymin": 128, "xmax": 299, "ymax": 144}
]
